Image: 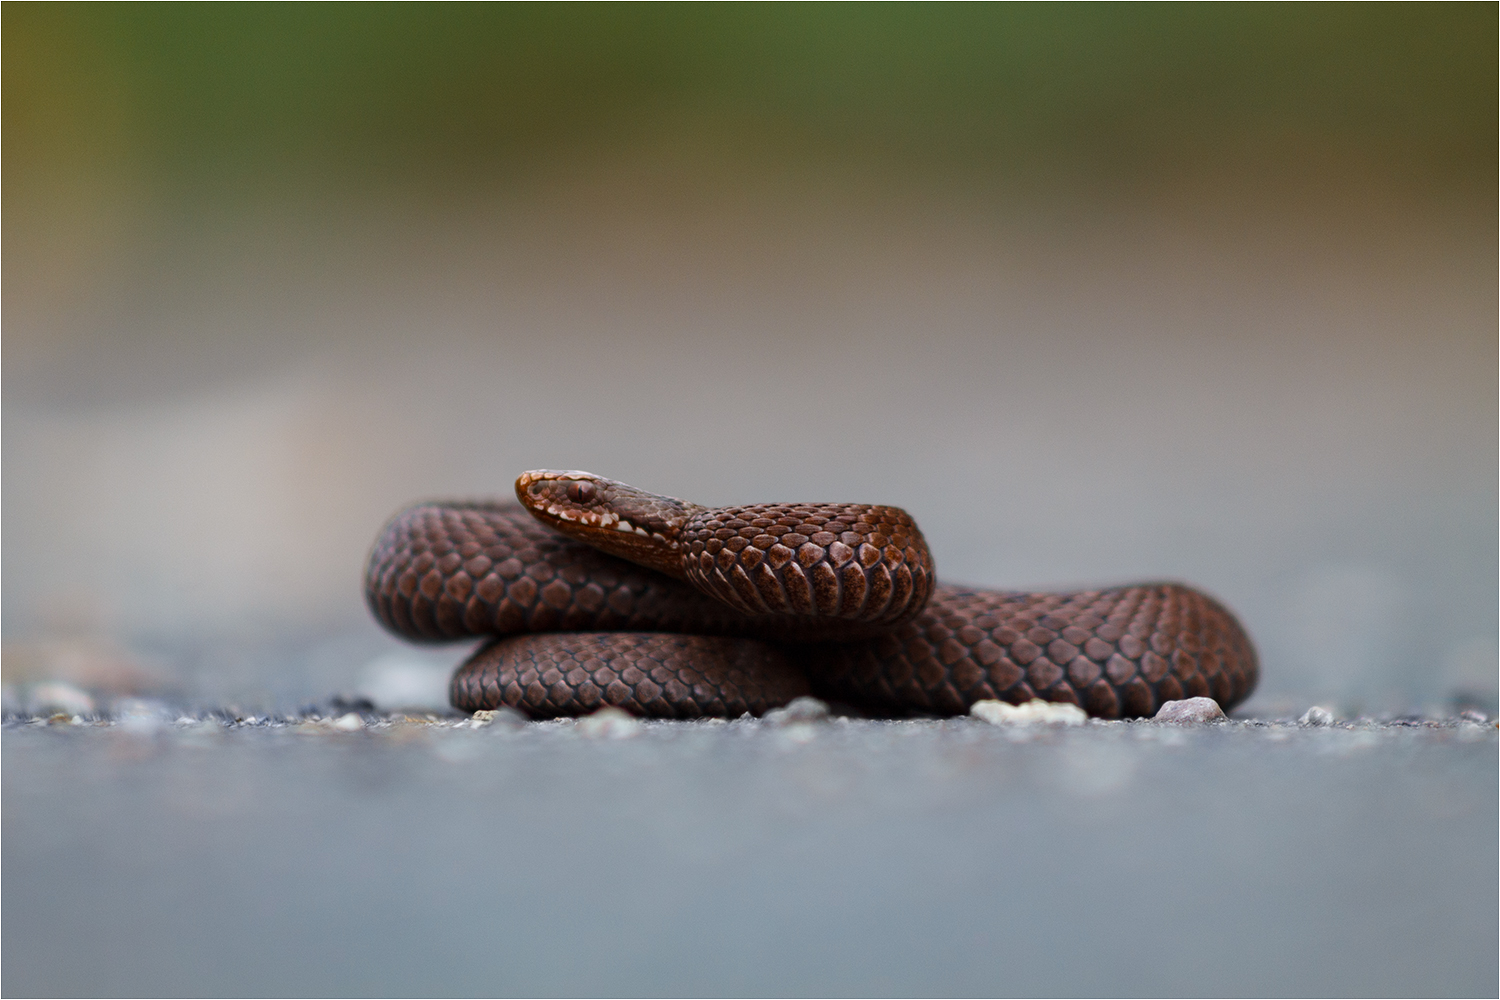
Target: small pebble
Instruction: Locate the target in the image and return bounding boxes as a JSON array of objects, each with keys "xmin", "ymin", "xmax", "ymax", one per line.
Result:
[
  {"xmin": 332, "ymin": 713, "xmax": 365, "ymax": 732},
  {"xmin": 1152, "ymin": 697, "xmax": 1226, "ymax": 724},
  {"xmin": 1459, "ymin": 710, "xmax": 1489, "ymax": 724},
  {"xmin": 575, "ymin": 707, "xmax": 640, "ymax": 739},
  {"xmin": 971, "ymin": 699, "xmax": 1087, "ymax": 726},
  {"xmin": 763, "ymin": 697, "xmax": 830, "ymax": 726},
  {"xmin": 1299, "ymin": 706, "xmax": 1335, "ymax": 727}
]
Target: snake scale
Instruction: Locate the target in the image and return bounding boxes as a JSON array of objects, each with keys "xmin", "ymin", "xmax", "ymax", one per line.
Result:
[{"xmin": 365, "ymin": 471, "xmax": 1258, "ymax": 719}]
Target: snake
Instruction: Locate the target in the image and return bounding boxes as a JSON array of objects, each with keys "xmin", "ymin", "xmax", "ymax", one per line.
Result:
[{"xmin": 364, "ymin": 470, "xmax": 1258, "ymax": 719}]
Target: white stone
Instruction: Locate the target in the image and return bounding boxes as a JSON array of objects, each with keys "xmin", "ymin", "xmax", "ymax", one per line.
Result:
[
  {"xmin": 332, "ymin": 712, "xmax": 365, "ymax": 731},
  {"xmin": 971, "ymin": 699, "xmax": 1087, "ymax": 726},
  {"xmin": 1153, "ymin": 697, "xmax": 1226, "ymax": 724},
  {"xmin": 1299, "ymin": 706, "xmax": 1335, "ymax": 727},
  {"xmin": 763, "ymin": 696, "xmax": 830, "ymax": 726}
]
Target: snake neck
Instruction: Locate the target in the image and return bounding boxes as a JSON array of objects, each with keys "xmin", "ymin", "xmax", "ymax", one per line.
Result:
[
  {"xmin": 518, "ymin": 469, "xmax": 938, "ymax": 629},
  {"xmin": 515, "ymin": 470, "xmax": 699, "ymax": 578}
]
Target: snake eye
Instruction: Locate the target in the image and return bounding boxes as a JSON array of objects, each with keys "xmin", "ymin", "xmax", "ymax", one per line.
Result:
[{"xmin": 566, "ymin": 480, "xmax": 597, "ymax": 504}]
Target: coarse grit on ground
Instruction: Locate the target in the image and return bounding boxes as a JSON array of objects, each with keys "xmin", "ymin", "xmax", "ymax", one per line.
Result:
[{"xmin": 4, "ymin": 708, "xmax": 1496, "ymax": 998}]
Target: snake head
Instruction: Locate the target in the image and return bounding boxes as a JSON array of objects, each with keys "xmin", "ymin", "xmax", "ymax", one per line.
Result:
[{"xmin": 515, "ymin": 470, "xmax": 699, "ymax": 578}]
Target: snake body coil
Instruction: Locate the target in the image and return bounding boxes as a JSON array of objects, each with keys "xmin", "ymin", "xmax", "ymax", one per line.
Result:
[{"xmin": 365, "ymin": 472, "xmax": 1258, "ymax": 719}]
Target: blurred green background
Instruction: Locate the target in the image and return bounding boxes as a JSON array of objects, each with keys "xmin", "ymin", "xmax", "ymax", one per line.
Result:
[
  {"xmin": 7, "ymin": 4, "xmax": 1494, "ymax": 204},
  {"xmin": 3, "ymin": 4, "xmax": 1495, "ymax": 712}
]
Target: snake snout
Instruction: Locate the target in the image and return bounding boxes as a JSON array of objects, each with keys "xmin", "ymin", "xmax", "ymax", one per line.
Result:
[{"xmin": 515, "ymin": 470, "xmax": 610, "ymax": 522}]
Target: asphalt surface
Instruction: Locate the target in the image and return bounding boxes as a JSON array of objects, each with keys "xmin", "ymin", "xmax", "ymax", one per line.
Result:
[{"xmin": 4, "ymin": 708, "xmax": 1495, "ymax": 998}]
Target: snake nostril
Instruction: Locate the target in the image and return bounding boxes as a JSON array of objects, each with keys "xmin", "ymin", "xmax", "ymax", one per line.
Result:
[
  {"xmin": 527, "ymin": 480, "xmax": 546, "ymax": 497},
  {"xmin": 567, "ymin": 481, "xmax": 597, "ymax": 504}
]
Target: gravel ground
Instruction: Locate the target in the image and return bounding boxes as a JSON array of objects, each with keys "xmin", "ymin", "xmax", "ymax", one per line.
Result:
[{"xmin": 4, "ymin": 704, "xmax": 1495, "ymax": 998}]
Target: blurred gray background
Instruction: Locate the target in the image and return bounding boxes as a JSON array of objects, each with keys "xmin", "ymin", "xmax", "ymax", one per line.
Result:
[{"xmin": 4, "ymin": 6, "xmax": 1495, "ymax": 713}]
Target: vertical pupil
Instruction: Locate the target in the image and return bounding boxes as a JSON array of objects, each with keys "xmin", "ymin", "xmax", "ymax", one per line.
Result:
[{"xmin": 567, "ymin": 482, "xmax": 594, "ymax": 503}]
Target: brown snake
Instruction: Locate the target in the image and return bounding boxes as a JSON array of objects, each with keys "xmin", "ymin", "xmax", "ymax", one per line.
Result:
[{"xmin": 364, "ymin": 471, "xmax": 1258, "ymax": 719}]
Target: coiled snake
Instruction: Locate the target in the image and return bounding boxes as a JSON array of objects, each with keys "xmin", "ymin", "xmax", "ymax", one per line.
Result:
[{"xmin": 365, "ymin": 471, "xmax": 1258, "ymax": 719}]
